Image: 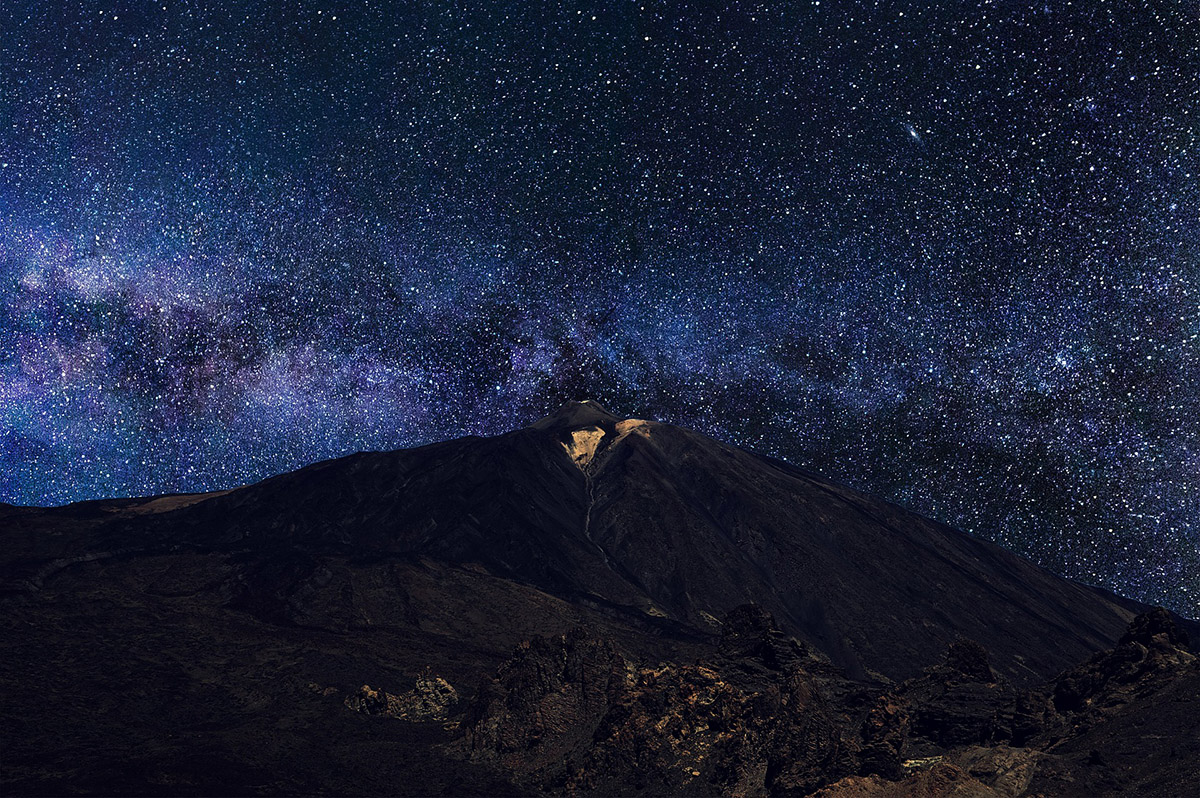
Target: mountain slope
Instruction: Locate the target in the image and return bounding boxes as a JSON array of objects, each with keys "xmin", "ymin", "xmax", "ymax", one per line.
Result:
[{"xmin": 11, "ymin": 401, "xmax": 1179, "ymax": 685}]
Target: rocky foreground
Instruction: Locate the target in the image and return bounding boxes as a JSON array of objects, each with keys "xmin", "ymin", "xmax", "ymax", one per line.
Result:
[{"xmin": 411, "ymin": 604, "xmax": 1193, "ymax": 797}]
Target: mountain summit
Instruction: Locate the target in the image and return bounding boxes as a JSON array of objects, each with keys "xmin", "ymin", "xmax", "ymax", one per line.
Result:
[{"xmin": 530, "ymin": 399, "xmax": 623, "ymax": 430}]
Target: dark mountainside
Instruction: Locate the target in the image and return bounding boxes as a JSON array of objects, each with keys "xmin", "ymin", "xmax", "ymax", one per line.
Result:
[{"xmin": 2, "ymin": 401, "xmax": 1197, "ymax": 796}]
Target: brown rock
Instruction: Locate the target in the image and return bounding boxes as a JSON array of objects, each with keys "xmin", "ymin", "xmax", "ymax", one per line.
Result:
[
  {"xmin": 813, "ymin": 763, "xmax": 1000, "ymax": 798},
  {"xmin": 345, "ymin": 670, "xmax": 459, "ymax": 721}
]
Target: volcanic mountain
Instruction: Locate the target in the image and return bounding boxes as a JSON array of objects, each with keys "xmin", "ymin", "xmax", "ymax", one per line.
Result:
[
  {"xmin": 24, "ymin": 399, "xmax": 1165, "ymax": 682},
  {"xmin": 2, "ymin": 401, "xmax": 1196, "ymax": 796}
]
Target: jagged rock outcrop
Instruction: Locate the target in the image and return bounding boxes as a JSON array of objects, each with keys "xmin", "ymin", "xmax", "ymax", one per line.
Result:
[
  {"xmin": 716, "ymin": 603, "xmax": 810, "ymax": 676},
  {"xmin": 1006, "ymin": 606, "xmax": 1198, "ymax": 751},
  {"xmin": 887, "ymin": 609, "xmax": 1200, "ymax": 798},
  {"xmin": 899, "ymin": 640, "xmax": 1015, "ymax": 750},
  {"xmin": 345, "ymin": 670, "xmax": 459, "ymax": 722},
  {"xmin": 1052, "ymin": 606, "xmax": 1194, "ymax": 714},
  {"xmin": 1119, "ymin": 605, "xmax": 1191, "ymax": 648},
  {"xmin": 578, "ymin": 660, "xmax": 856, "ymax": 796},
  {"xmin": 463, "ymin": 628, "xmax": 625, "ymax": 778},
  {"xmin": 457, "ymin": 608, "xmax": 1200, "ymax": 796},
  {"xmin": 462, "ymin": 606, "xmax": 909, "ymax": 796},
  {"xmin": 856, "ymin": 695, "xmax": 910, "ymax": 781}
]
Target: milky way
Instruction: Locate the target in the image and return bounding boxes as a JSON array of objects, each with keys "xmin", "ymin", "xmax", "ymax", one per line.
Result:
[{"xmin": 2, "ymin": 1, "xmax": 1198, "ymax": 616}]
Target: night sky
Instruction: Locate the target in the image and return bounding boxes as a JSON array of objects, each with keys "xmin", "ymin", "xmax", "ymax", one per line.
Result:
[{"xmin": 2, "ymin": 1, "xmax": 1198, "ymax": 616}]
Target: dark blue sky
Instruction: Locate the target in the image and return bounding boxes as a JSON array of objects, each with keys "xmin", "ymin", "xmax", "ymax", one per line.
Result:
[{"xmin": 2, "ymin": 1, "xmax": 1198, "ymax": 615}]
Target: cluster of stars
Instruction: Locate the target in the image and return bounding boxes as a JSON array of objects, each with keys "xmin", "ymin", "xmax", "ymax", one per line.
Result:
[{"xmin": 1, "ymin": 1, "xmax": 1198, "ymax": 616}]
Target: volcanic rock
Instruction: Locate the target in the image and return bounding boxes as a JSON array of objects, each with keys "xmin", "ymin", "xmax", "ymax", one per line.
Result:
[
  {"xmin": 900, "ymin": 641, "xmax": 1015, "ymax": 750},
  {"xmin": 345, "ymin": 670, "xmax": 459, "ymax": 722},
  {"xmin": 462, "ymin": 607, "xmax": 908, "ymax": 796},
  {"xmin": 3, "ymin": 403, "xmax": 1199, "ymax": 795},
  {"xmin": 1050, "ymin": 607, "xmax": 1196, "ymax": 716}
]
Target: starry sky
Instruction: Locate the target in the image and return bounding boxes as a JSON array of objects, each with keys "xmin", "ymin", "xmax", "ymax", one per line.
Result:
[{"xmin": 2, "ymin": 1, "xmax": 1198, "ymax": 616}]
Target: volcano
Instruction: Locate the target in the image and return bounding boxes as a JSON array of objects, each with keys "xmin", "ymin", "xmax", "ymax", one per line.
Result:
[{"xmin": 2, "ymin": 401, "xmax": 1196, "ymax": 796}]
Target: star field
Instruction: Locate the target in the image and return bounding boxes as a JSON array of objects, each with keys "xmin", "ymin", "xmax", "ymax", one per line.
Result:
[{"xmin": 1, "ymin": 1, "xmax": 1198, "ymax": 616}]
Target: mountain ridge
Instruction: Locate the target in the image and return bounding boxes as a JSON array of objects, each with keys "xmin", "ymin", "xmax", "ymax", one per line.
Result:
[{"xmin": 6, "ymin": 401, "xmax": 1192, "ymax": 683}]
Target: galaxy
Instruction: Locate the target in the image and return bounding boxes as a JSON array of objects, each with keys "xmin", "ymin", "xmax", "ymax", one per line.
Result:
[{"xmin": 1, "ymin": 1, "xmax": 1198, "ymax": 615}]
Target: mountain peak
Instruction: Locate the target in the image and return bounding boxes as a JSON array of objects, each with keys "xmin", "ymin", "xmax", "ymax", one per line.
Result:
[{"xmin": 530, "ymin": 400, "xmax": 623, "ymax": 431}]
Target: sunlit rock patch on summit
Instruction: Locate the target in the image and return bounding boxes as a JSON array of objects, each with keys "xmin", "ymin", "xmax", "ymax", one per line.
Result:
[
  {"xmin": 563, "ymin": 426, "xmax": 606, "ymax": 468},
  {"xmin": 548, "ymin": 401, "xmax": 652, "ymax": 469}
]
